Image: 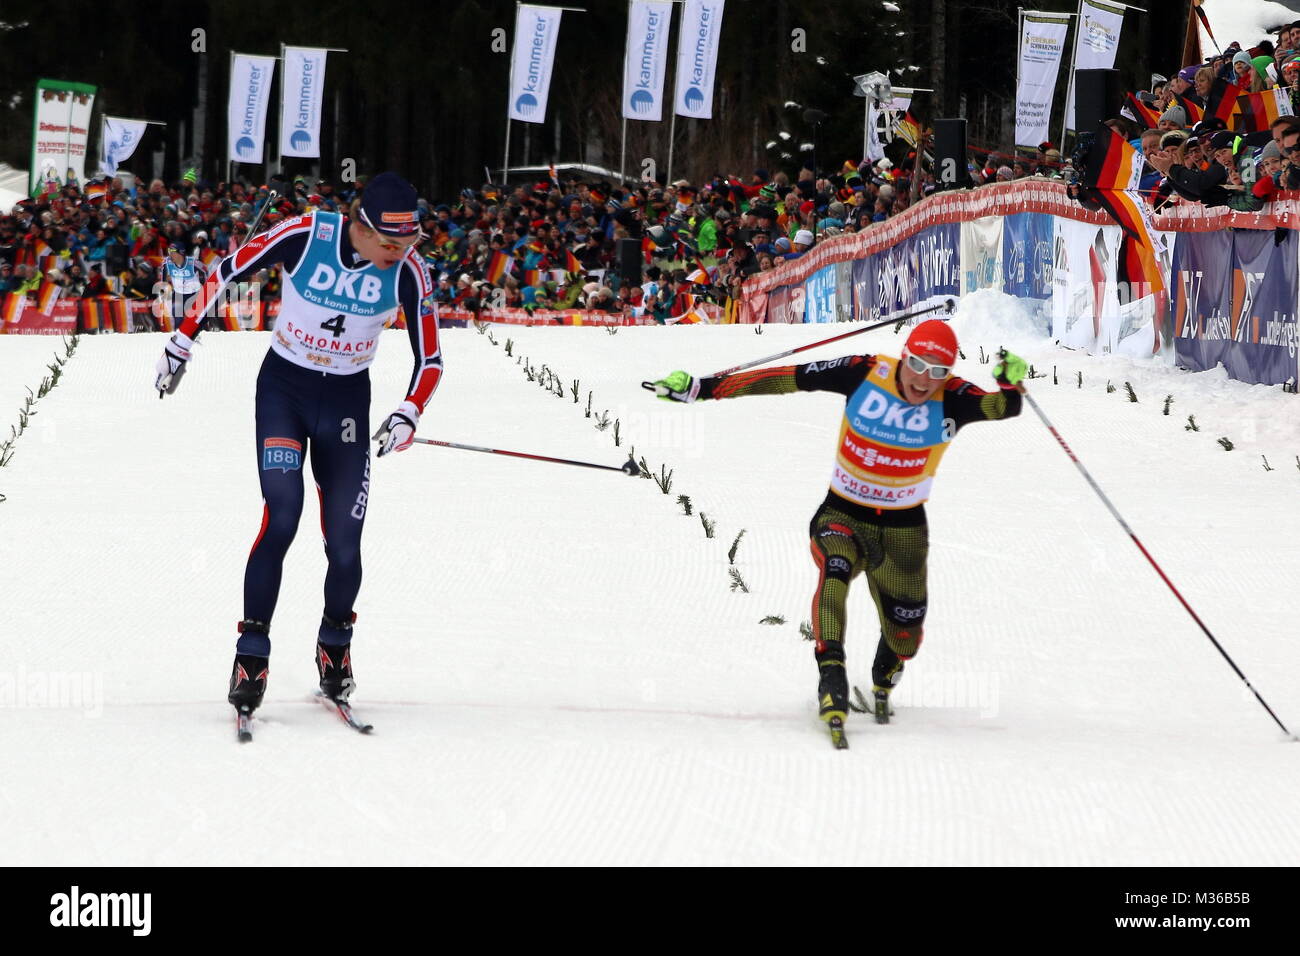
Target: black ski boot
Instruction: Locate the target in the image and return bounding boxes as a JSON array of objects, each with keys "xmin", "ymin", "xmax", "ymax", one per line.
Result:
[
  {"xmin": 815, "ymin": 640, "xmax": 849, "ymax": 723},
  {"xmin": 316, "ymin": 612, "xmax": 356, "ymax": 702},
  {"xmin": 869, "ymin": 634, "xmax": 906, "ymax": 724},
  {"xmin": 228, "ymin": 620, "xmax": 270, "ymax": 714},
  {"xmin": 228, "ymin": 655, "xmax": 269, "ymax": 711}
]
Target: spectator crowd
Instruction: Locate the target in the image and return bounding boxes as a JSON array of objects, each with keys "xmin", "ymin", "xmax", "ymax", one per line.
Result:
[
  {"xmin": 8, "ymin": 21, "xmax": 1300, "ymax": 327},
  {"xmin": 1, "ymin": 153, "xmax": 941, "ymax": 325},
  {"xmin": 1092, "ymin": 19, "xmax": 1300, "ymax": 212}
]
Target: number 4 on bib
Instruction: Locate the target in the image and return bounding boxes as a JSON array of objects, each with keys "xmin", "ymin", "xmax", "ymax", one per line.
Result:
[{"xmin": 322, "ymin": 314, "xmax": 348, "ymax": 338}]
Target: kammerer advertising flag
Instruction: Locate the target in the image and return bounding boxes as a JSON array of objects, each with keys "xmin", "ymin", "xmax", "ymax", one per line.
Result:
[
  {"xmin": 279, "ymin": 47, "xmax": 328, "ymax": 159},
  {"xmin": 228, "ymin": 53, "xmax": 276, "ymax": 164},
  {"xmin": 623, "ymin": 0, "xmax": 673, "ymax": 121},
  {"xmin": 508, "ymin": 5, "xmax": 565, "ymax": 124},
  {"xmin": 674, "ymin": 0, "xmax": 726, "ymax": 119}
]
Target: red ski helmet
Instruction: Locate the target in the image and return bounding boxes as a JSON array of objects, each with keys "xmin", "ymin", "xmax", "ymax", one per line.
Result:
[{"xmin": 903, "ymin": 319, "xmax": 958, "ymax": 366}]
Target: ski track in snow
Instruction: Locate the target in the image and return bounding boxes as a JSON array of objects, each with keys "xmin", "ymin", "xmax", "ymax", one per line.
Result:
[{"xmin": 1, "ymin": 290, "xmax": 1298, "ymax": 865}]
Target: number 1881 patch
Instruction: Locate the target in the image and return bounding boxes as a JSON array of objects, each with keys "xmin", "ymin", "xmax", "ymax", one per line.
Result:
[{"xmin": 262, "ymin": 437, "xmax": 303, "ymax": 472}]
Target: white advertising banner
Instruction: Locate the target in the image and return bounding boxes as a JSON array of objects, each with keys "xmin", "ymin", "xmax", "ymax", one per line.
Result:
[
  {"xmin": 99, "ymin": 117, "xmax": 149, "ymax": 176},
  {"xmin": 279, "ymin": 47, "xmax": 328, "ymax": 158},
  {"xmin": 623, "ymin": 0, "xmax": 673, "ymax": 121},
  {"xmin": 509, "ymin": 5, "xmax": 564, "ymax": 124},
  {"xmin": 961, "ymin": 217, "xmax": 1005, "ymax": 295},
  {"xmin": 1065, "ymin": 0, "xmax": 1126, "ymax": 131},
  {"xmin": 1052, "ymin": 217, "xmax": 1123, "ymax": 351},
  {"xmin": 228, "ymin": 53, "xmax": 276, "ymax": 164},
  {"xmin": 674, "ymin": 0, "xmax": 726, "ymax": 119},
  {"xmin": 30, "ymin": 79, "xmax": 97, "ymax": 193},
  {"xmin": 1016, "ymin": 13, "xmax": 1071, "ymax": 147}
]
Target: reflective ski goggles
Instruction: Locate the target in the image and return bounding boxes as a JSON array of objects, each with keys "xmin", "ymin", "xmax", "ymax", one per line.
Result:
[
  {"xmin": 358, "ymin": 207, "xmax": 424, "ymax": 251},
  {"xmin": 903, "ymin": 351, "xmax": 952, "ymax": 380}
]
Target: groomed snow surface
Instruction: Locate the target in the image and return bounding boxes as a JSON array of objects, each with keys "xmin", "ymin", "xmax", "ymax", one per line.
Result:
[{"xmin": 1, "ymin": 289, "xmax": 1297, "ymax": 865}]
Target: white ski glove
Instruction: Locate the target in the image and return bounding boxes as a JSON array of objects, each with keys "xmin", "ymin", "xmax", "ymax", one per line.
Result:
[
  {"xmin": 373, "ymin": 401, "xmax": 420, "ymax": 457},
  {"xmin": 155, "ymin": 331, "xmax": 194, "ymax": 397}
]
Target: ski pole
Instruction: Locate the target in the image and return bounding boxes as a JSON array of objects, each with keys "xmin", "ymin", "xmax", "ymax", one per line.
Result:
[
  {"xmin": 412, "ymin": 437, "xmax": 641, "ymax": 476},
  {"xmin": 708, "ymin": 298, "xmax": 955, "ymax": 377},
  {"xmin": 1018, "ymin": 376, "xmax": 1295, "ymax": 740},
  {"xmin": 244, "ymin": 188, "xmax": 280, "ymax": 238},
  {"xmin": 637, "ymin": 299, "xmax": 955, "ymax": 393}
]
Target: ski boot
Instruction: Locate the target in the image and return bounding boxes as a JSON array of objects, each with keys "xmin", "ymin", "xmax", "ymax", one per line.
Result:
[
  {"xmin": 868, "ymin": 634, "xmax": 906, "ymax": 725},
  {"xmin": 228, "ymin": 619, "xmax": 271, "ymax": 714},
  {"xmin": 316, "ymin": 612, "xmax": 357, "ymax": 703},
  {"xmin": 815, "ymin": 641, "xmax": 850, "ymax": 749},
  {"xmin": 815, "ymin": 640, "xmax": 849, "ymax": 722}
]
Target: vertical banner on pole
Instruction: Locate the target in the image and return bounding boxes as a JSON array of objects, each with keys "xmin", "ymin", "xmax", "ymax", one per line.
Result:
[
  {"xmin": 29, "ymin": 79, "xmax": 97, "ymax": 194},
  {"xmin": 673, "ymin": 0, "xmax": 726, "ymax": 119},
  {"xmin": 1065, "ymin": 0, "xmax": 1126, "ymax": 132},
  {"xmin": 227, "ymin": 53, "xmax": 277, "ymax": 165},
  {"xmin": 1016, "ymin": 12, "xmax": 1072, "ymax": 147},
  {"xmin": 279, "ymin": 47, "xmax": 328, "ymax": 158},
  {"xmin": 866, "ymin": 103, "xmax": 885, "ymax": 162},
  {"xmin": 623, "ymin": 0, "xmax": 673, "ymax": 121},
  {"xmin": 509, "ymin": 5, "xmax": 565, "ymax": 123}
]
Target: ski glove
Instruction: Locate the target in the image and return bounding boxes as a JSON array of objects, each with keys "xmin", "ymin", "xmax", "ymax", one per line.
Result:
[
  {"xmin": 373, "ymin": 401, "xmax": 419, "ymax": 457},
  {"xmin": 155, "ymin": 331, "xmax": 194, "ymax": 397},
  {"xmin": 652, "ymin": 370, "xmax": 700, "ymax": 403},
  {"xmin": 993, "ymin": 350, "xmax": 1028, "ymax": 387}
]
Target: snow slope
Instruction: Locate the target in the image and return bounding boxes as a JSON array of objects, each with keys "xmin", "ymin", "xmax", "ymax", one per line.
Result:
[{"xmin": 1, "ymin": 294, "xmax": 1297, "ymax": 865}]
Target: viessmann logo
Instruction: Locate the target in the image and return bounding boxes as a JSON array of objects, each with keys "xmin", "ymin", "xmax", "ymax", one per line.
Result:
[
  {"xmin": 842, "ymin": 434, "xmax": 930, "ymax": 477},
  {"xmin": 50, "ymin": 886, "xmax": 151, "ymax": 936}
]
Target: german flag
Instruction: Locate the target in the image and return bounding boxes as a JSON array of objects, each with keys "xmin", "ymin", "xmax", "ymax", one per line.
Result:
[
  {"xmin": 642, "ymin": 234, "xmax": 655, "ymax": 264},
  {"xmin": 85, "ymin": 181, "xmax": 107, "ymax": 202},
  {"xmin": 220, "ymin": 299, "xmax": 241, "ymax": 332},
  {"xmin": 1205, "ymin": 77, "xmax": 1243, "ymax": 127},
  {"xmin": 2, "ymin": 292, "xmax": 26, "ymax": 326},
  {"xmin": 1082, "ymin": 123, "xmax": 1164, "ymax": 297},
  {"xmin": 80, "ymin": 297, "xmax": 104, "ymax": 332},
  {"xmin": 894, "ymin": 111, "xmax": 920, "ymax": 147},
  {"xmin": 1126, "ymin": 93, "xmax": 1162, "ymax": 129},
  {"xmin": 36, "ymin": 280, "xmax": 62, "ymax": 315},
  {"xmin": 1100, "ymin": 189, "xmax": 1165, "ymax": 298},
  {"xmin": 564, "ymin": 247, "xmax": 581, "ymax": 274},
  {"xmin": 199, "ymin": 247, "xmax": 220, "ymax": 270},
  {"xmin": 522, "ymin": 268, "xmax": 541, "ymax": 287},
  {"xmin": 486, "ymin": 249, "xmax": 509, "ymax": 284},
  {"xmin": 1172, "ymin": 91, "xmax": 1203, "ymax": 126},
  {"xmin": 1082, "ymin": 122, "xmax": 1141, "ymax": 193},
  {"xmin": 109, "ymin": 296, "xmax": 130, "ymax": 334},
  {"xmin": 1236, "ymin": 88, "xmax": 1293, "ymax": 133}
]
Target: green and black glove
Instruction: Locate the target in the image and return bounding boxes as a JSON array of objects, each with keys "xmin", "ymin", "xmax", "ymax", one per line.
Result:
[
  {"xmin": 651, "ymin": 370, "xmax": 700, "ymax": 403},
  {"xmin": 993, "ymin": 350, "xmax": 1027, "ymax": 387}
]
